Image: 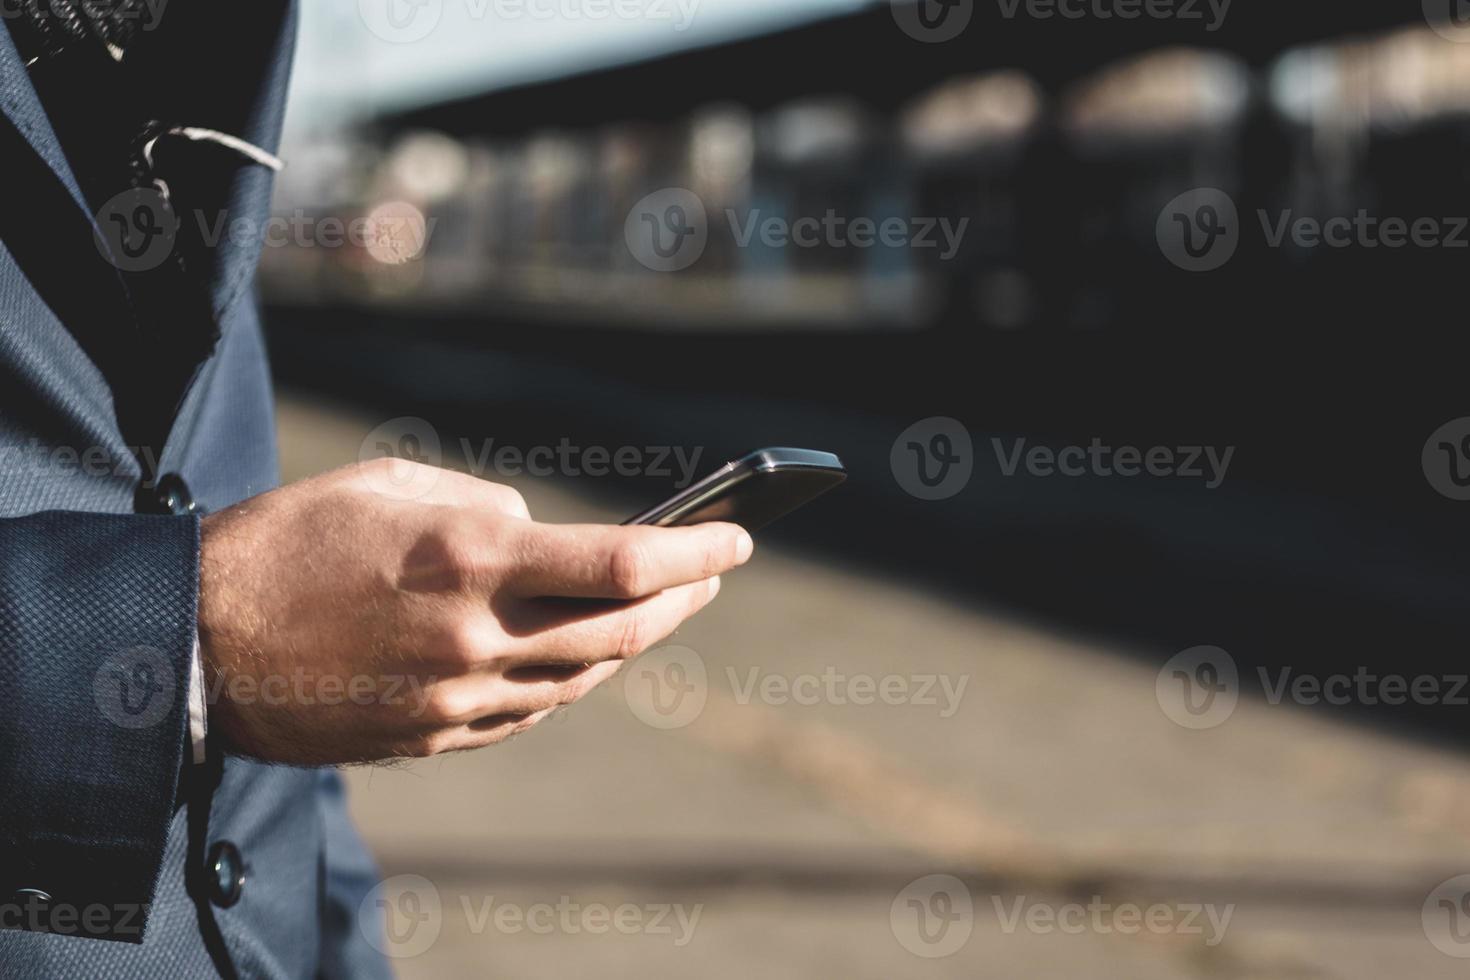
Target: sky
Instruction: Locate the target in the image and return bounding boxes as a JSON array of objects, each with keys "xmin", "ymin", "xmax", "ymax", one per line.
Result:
[{"xmin": 287, "ymin": 0, "xmax": 869, "ymax": 130}]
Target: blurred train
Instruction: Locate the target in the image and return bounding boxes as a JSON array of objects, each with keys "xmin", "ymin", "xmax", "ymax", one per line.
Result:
[
  {"xmin": 264, "ymin": 6, "xmax": 1469, "ymax": 332},
  {"xmin": 263, "ymin": 7, "xmax": 1470, "ymax": 507}
]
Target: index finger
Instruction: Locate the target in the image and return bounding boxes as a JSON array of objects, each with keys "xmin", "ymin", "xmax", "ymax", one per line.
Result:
[{"xmin": 507, "ymin": 522, "xmax": 752, "ymax": 599}]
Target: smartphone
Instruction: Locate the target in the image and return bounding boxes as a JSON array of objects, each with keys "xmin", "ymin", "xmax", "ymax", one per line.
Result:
[{"xmin": 623, "ymin": 448, "xmax": 846, "ymax": 532}]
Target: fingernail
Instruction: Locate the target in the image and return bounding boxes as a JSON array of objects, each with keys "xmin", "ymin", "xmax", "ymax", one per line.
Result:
[
  {"xmin": 708, "ymin": 575, "xmax": 723, "ymax": 599},
  {"xmin": 734, "ymin": 531, "xmax": 754, "ymax": 564}
]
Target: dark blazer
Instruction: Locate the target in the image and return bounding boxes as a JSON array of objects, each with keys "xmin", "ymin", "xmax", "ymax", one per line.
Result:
[{"xmin": 0, "ymin": 4, "xmax": 390, "ymax": 977}]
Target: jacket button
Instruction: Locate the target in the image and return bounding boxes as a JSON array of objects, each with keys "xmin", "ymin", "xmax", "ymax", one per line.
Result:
[
  {"xmin": 8, "ymin": 889, "xmax": 51, "ymax": 928},
  {"xmin": 207, "ymin": 841, "xmax": 244, "ymax": 908},
  {"xmin": 138, "ymin": 472, "xmax": 199, "ymax": 516}
]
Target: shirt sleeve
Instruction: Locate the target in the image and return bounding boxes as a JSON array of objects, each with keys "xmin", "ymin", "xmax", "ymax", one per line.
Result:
[{"xmin": 189, "ymin": 631, "xmax": 207, "ymax": 765}]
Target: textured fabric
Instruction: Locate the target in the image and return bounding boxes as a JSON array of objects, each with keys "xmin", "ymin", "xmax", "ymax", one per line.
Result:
[
  {"xmin": 0, "ymin": 510, "xmax": 198, "ymax": 924},
  {"xmin": 0, "ymin": 3, "xmax": 392, "ymax": 976},
  {"xmin": 5, "ymin": 0, "xmax": 151, "ymax": 64}
]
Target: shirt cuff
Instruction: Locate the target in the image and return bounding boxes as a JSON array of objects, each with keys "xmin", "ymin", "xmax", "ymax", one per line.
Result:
[{"xmin": 188, "ymin": 631, "xmax": 207, "ymax": 764}]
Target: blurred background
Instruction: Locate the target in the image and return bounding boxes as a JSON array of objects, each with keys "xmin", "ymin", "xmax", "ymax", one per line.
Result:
[{"xmin": 267, "ymin": 2, "xmax": 1470, "ymax": 976}]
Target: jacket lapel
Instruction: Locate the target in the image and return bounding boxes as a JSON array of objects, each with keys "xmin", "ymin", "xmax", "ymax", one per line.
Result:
[
  {"xmin": 0, "ymin": 28, "xmax": 93, "ymax": 221},
  {"xmin": 0, "ymin": 2, "xmax": 297, "ymax": 460},
  {"xmin": 0, "ymin": 28, "xmax": 138, "ymax": 466}
]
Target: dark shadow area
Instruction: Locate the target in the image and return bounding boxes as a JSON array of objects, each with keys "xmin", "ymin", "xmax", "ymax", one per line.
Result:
[{"xmin": 267, "ymin": 308, "xmax": 1470, "ymax": 752}]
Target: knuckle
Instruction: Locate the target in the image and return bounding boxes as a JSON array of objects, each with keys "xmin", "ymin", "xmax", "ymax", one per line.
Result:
[
  {"xmin": 422, "ymin": 517, "xmax": 485, "ymax": 591},
  {"xmin": 558, "ymin": 673, "xmax": 600, "ymax": 706},
  {"xmin": 701, "ymin": 533, "xmax": 724, "ymax": 579},
  {"xmin": 496, "ymin": 485, "xmax": 528, "ymax": 516},
  {"xmin": 615, "ymin": 606, "xmax": 649, "ymax": 660},
  {"xmin": 607, "ymin": 540, "xmax": 651, "ymax": 598},
  {"xmin": 421, "ymin": 685, "xmax": 475, "ymax": 725},
  {"xmin": 430, "ymin": 618, "xmax": 488, "ymax": 669}
]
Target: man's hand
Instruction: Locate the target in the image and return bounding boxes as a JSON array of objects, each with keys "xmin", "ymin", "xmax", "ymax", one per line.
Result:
[{"xmin": 197, "ymin": 459, "xmax": 751, "ymax": 765}]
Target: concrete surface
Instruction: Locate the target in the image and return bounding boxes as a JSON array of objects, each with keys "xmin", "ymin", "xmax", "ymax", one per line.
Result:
[{"xmin": 275, "ymin": 391, "xmax": 1470, "ymax": 979}]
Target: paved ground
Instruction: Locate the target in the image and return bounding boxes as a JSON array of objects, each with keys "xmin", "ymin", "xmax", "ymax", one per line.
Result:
[{"xmin": 277, "ymin": 391, "xmax": 1470, "ymax": 979}]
